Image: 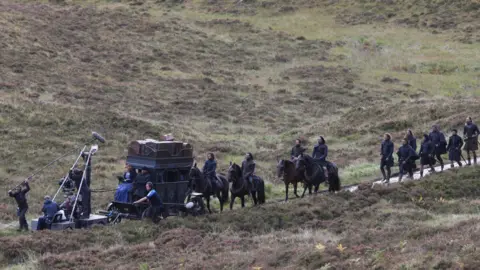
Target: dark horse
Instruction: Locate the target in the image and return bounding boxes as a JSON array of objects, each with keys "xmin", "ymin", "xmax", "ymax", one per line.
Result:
[
  {"xmin": 276, "ymin": 158, "xmax": 304, "ymax": 201},
  {"xmin": 227, "ymin": 162, "xmax": 265, "ymax": 209},
  {"xmin": 295, "ymin": 154, "xmax": 341, "ymax": 196},
  {"xmin": 189, "ymin": 162, "xmax": 229, "ymax": 213}
]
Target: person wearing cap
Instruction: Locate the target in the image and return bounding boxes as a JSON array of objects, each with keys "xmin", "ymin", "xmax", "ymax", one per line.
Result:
[
  {"xmin": 429, "ymin": 125, "xmax": 447, "ymax": 171},
  {"xmin": 8, "ymin": 180, "xmax": 30, "ymax": 231},
  {"xmin": 463, "ymin": 117, "xmax": 479, "ymax": 165},
  {"xmin": 447, "ymin": 129, "xmax": 464, "ymax": 168},
  {"xmin": 37, "ymin": 195, "xmax": 59, "ymax": 230},
  {"xmin": 133, "ymin": 181, "xmax": 164, "ymax": 223}
]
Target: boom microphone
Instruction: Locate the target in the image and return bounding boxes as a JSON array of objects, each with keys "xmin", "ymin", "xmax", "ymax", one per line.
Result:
[{"xmin": 92, "ymin": 132, "xmax": 106, "ymax": 143}]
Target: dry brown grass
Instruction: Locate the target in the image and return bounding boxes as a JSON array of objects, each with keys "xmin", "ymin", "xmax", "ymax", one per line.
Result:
[{"xmin": 2, "ymin": 167, "xmax": 480, "ymax": 269}]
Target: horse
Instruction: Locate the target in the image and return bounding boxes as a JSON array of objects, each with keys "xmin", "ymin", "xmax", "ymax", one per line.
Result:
[
  {"xmin": 227, "ymin": 162, "xmax": 265, "ymax": 209},
  {"xmin": 188, "ymin": 162, "xmax": 229, "ymax": 213},
  {"xmin": 276, "ymin": 158, "xmax": 304, "ymax": 201},
  {"xmin": 295, "ymin": 154, "xmax": 341, "ymax": 196}
]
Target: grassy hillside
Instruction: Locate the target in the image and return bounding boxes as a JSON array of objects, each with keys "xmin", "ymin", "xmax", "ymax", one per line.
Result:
[
  {"xmin": 1, "ymin": 0, "xmax": 479, "ymax": 219},
  {"xmin": 2, "ymin": 166, "xmax": 480, "ymax": 269},
  {"xmin": 0, "ymin": 0, "xmax": 479, "ymax": 268}
]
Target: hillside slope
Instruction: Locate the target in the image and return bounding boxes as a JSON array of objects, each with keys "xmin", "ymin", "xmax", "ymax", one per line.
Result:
[
  {"xmin": 2, "ymin": 167, "xmax": 480, "ymax": 269},
  {"xmin": 1, "ymin": 0, "xmax": 479, "ymax": 218}
]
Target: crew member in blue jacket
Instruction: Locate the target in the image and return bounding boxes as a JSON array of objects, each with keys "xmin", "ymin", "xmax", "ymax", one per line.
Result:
[
  {"xmin": 380, "ymin": 133, "xmax": 394, "ymax": 183},
  {"xmin": 133, "ymin": 182, "xmax": 164, "ymax": 223},
  {"xmin": 37, "ymin": 195, "xmax": 59, "ymax": 230}
]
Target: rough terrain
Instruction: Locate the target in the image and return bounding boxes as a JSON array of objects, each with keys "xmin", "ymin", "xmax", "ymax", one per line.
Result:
[{"xmin": 0, "ymin": 0, "xmax": 479, "ymax": 269}]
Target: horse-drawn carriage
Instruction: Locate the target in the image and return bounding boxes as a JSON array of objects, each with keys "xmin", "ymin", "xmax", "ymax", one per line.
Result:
[{"xmin": 101, "ymin": 139, "xmax": 206, "ymax": 223}]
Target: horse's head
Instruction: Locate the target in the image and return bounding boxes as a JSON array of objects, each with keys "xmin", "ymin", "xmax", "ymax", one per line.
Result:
[
  {"xmin": 188, "ymin": 161, "xmax": 202, "ymax": 189},
  {"xmin": 276, "ymin": 158, "xmax": 285, "ymax": 178},
  {"xmin": 295, "ymin": 154, "xmax": 307, "ymax": 173},
  {"xmin": 227, "ymin": 161, "xmax": 240, "ymax": 183}
]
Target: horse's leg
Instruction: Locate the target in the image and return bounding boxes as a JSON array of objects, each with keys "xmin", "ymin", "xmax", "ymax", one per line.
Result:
[
  {"xmin": 230, "ymin": 195, "xmax": 235, "ymax": 210},
  {"xmin": 252, "ymin": 191, "xmax": 258, "ymax": 206},
  {"xmin": 206, "ymin": 195, "xmax": 212, "ymax": 214},
  {"xmin": 301, "ymin": 183, "xmax": 308, "ymax": 198},
  {"xmin": 285, "ymin": 182, "xmax": 289, "ymax": 202},
  {"xmin": 314, "ymin": 183, "xmax": 319, "ymax": 193},
  {"xmin": 308, "ymin": 184, "xmax": 312, "ymax": 195},
  {"xmin": 294, "ymin": 182, "xmax": 299, "ymax": 198},
  {"xmin": 218, "ymin": 191, "xmax": 223, "ymax": 212},
  {"xmin": 241, "ymin": 196, "xmax": 245, "ymax": 208}
]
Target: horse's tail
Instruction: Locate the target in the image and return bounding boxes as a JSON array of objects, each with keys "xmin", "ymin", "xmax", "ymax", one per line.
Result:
[
  {"xmin": 222, "ymin": 180, "xmax": 229, "ymax": 204},
  {"xmin": 330, "ymin": 166, "xmax": 341, "ymax": 192},
  {"xmin": 257, "ymin": 179, "xmax": 266, "ymax": 204}
]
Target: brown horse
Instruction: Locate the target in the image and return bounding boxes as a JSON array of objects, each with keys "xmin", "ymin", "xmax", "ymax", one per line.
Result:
[{"xmin": 276, "ymin": 158, "xmax": 304, "ymax": 201}]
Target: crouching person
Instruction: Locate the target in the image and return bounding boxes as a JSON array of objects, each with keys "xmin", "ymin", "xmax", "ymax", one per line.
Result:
[
  {"xmin": 37, "ymin": 196, "xmax": 59, "ymax": 230},
  {"xmin": 133, "ymin": 182, "xmax": 164, "ymax": 224}
]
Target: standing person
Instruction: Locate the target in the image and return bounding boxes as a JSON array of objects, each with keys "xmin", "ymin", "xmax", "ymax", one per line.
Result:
[
  {"xmin": 463, "ymin": 117, "xmax": 479, "ymax": 165},
  {"xmin": 405, "ymin": 129, "xmax": 417, "ymax": 151},
  {"xmin": 8, "ymin": 180, "xmax": 30, "ymax": 231},
  {"xmin": 447, "ymin": 129, "xmax": 464, "ymax": 168},
  {"xmin": 405, "ymin": 129, "xmax": 417, "ymax": 171},
  {"xmin": 380, "ymin": 133, "xmax": 394, "ymax": 183},
  {"xmin": 291, "ymin": 139, "xmax": 306, "ymax": 160},
  {"xmin": 429, "ymin": 125, "xmax": 447, "ymax": 171},
  {"xmin": 397, "ymin": 138, "xmax": 418, "ymax": 182},
  {"xmin": 133, "ymin": 182, "xmax": 164, "ymax": 223},
  {"xmin": 419, "ymin": 134, "xmax": 436, "ymax": 177}
]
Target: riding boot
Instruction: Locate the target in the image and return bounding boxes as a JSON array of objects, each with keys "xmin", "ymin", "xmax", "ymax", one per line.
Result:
[
  {"xmin": 474, "ymin": 152, "xmax": 477, "ymax": 164},
  {"xmin": 386, "ymin": 168, "xmax": 391, "ymax": 183},
  {"xmin": 420, "ymin": 170, "xmax": 423, "ymax": 177}
]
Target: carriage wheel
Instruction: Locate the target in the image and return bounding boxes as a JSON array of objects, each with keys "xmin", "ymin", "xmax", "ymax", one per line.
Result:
[
  {"xmin": 107, "ymin": 204, "xmax": 122, "ymax": 224},
  {"xmin": 194, "ymin": 197, "xmax": 206, "ymax": 216}
]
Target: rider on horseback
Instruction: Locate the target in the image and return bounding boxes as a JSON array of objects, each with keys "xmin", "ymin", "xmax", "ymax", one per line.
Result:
[
  {"xmin": 242, "ymin": 153, "xmax": 256, "ymax": 190},
  {"xmin": 291, "ymin": 139, "xmax": 306, "ymax": 160},
  {"xmin": 312, "ymin": 136, "xmax": 329, "ymax": 179},
  {"xmin": 202, "ymin": 153, "xmax": 218, "ymax": 193}
]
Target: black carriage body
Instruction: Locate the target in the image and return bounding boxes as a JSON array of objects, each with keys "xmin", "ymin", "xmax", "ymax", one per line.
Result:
[{"xmin": 124, "ymin": 139, "xmax": 193, "ymax": 216}]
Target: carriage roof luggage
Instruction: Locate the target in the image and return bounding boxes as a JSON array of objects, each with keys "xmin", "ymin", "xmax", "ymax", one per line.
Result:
[{"xmin": 126, "ymin": 139, "xmax": 193, "ymax": 170}]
